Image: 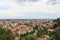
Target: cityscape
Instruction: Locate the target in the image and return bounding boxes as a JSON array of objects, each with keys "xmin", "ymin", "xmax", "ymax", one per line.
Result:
[
  {"xmin": 0, "ymin": 18, "xmax": 60, "ymax": 40},
  {"xmin": 0, "ymin": 0, "xmax": 60, "ymax": 40}
]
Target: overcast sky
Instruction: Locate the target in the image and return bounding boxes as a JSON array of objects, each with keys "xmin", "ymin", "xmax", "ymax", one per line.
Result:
[{"xmin": 0, "ymin": 0, "xmax": 60, "ymax": 19}]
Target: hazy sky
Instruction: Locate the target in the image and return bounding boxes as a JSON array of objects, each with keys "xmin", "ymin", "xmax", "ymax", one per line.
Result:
[{"xmin": 0, "ymin": 0, "xmax": 60, "ymax": 19}]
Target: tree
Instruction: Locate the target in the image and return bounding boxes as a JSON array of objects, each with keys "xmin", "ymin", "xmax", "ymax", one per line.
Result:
[
  {"xmin": 48, "ymin": 27, "xmax": 60, "ymax": 40},
  {"xmin": 25, "ymin": 34, "xmax": 37, "ymax": 40},
  {"xmin": 54, "ymin": 27, "xmax": 60, "ymax": 40},
  {"xmin": 0, "ymin": 27, "xmax": 14, "ymax": 40},
  {"xmin": 37, "ymin": 30, "xmax": 44, "ymax": 38},
  {"xmin": 49, "ymin": 35, "xmax": 56, "ymax": 40},
  {"xmin": 20, "ymin": 31, "xmax": 35, "ymax": 40},
  {"xmin": 53, "ymin": 18, "xmax": 60, "ymax": 28},
  {"xmin": 33, "ymin": 25, "xmax": 38, "ymax": 30}
]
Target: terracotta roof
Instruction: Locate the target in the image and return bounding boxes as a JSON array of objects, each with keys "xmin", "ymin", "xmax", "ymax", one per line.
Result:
[{"xmin": 38, "ymin": 38, "xmax": 46, "ymax": 40}]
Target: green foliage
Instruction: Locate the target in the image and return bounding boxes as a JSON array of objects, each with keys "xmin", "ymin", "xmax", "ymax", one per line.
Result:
[
  {"xmin": 25, "ymin": 34, "xmax": 37, "ymax": 40},
  {"xmin": 20, "ymin": 30, "xmax": 35, "ymax": 38},
  {"xmin": 0, "ymin": 27, "xmax": 14, "ymax": 40},
  {"xmin": 29, "ymin": 30, "xmax": 35, "ymax": 34},
  {"xmin": 24, "ymin": 23, "xmax": 32, "ymax": 27},
  {"xmin": 54, "ymin": 27, "xmax": 60, "ymax": 40},
  {"xmin": 53, "ymin": 18, "xmax": 60, "ymax": 28},
  {"xmin": 49, "ymin": 35, "xmax": 56, "ymax": 40},
  {"xmin": 49, "ymin": 27, "xmax": 60, "ymax": 40},
  {"xmin": 20, "ymin": 30, "xmax": 36, "ymax": 40},
  {"xmin": 20, "ymin": 37, "xmax": 25, "ymax": 40},
  {"xmin": 37, "ymin": 30, "xmax": 44, "ymax": 38},
  {"xmin": 33, "ymin": 25, "xmax": 38, "ymax": 30},
  {"xmin": 20, "ymin": 34, "xmax": 37, "ymax": 40},
  {"xmin": 20, "ymin": 33, "xmax": 27, "ymax": 37}
]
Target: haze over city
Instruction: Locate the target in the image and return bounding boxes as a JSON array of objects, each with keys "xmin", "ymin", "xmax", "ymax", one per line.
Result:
[{"xmin": 0, "ymin": 0, "xmax": 60, "ymax": 19}]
